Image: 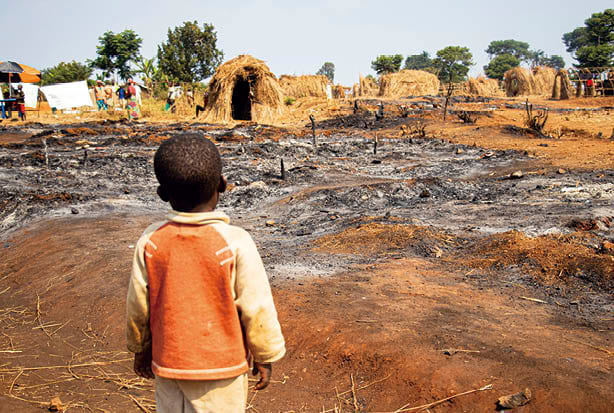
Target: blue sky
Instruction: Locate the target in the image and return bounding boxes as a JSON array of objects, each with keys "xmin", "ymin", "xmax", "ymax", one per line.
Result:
[{"xmin": 1, "ymin": 1, "xmax": 611, "ymax": 85}]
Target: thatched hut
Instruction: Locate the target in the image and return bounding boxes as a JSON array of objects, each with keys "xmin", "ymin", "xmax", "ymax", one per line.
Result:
[
  {"xmin": 378, "ymin": 70, "xmax": 440, "ymax": 97},
  {"xmin": 279, "ymin": 75, "xmax": 328, "ymax": 99},
  {"xmin": 552, "ymin": 69, "xmax": 573, "ymax": 100},
  {"xmin": 466, "ymin": 77, "xmax": 503, "ymax": 96},
  {"xmin": 359, "ymin": 75, "xmax": 379, "ymax": 96},
  {"xmin": 504, "ymin": 66, "xmax": 556, "ymax": 97},
  {"xmin": 202, "ymin": 55, "xmax": 285, "ymax": 124}
]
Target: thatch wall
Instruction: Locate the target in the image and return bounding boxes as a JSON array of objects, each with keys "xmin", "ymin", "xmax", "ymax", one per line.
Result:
[
  {"xmin": 504, "ymin": 66, "xmax": 556, "ymax": 97},
  {"xmin": 359, "ymin": 75, "xmax": 379, "ymax": 96},
  {"xmin": 378, "ymin": 70, "xmax": 440, "ymax": 97},
  {"xmin": 202, "ymin": 55, "xmax": 285, "ymax": 124},
  {"xmin": 279, "ymin": 75, "xmax": 328, "ymax": 98},
  {"xmin": 466, "ymin": 77, "xmax": 503, "ymax": 96},
  {"xmin": 552, "ymin": 69, "xmax": 573, "ymax": 100}
]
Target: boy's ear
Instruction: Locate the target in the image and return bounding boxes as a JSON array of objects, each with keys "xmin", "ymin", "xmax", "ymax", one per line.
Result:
[
  {"xmin": 157, "ymin": 186, "xmax": 170, "ymax": 202},
  {"xmin": 218, "ymin": 176, "xmax": 227, "ymax": 193}
]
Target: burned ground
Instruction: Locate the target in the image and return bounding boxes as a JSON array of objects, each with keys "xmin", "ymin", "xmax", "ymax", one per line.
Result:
[{"xmin": 0, "ymin": 97, "xmax": 613, "ymax": 412}]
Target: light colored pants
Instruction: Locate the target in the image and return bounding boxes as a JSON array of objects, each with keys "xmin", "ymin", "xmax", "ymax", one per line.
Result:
[{"xmin": 155, "ymin": 374, "xmax": 248, "ymax": 413}]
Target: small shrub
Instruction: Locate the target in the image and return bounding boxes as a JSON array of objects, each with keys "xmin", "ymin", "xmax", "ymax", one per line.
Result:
[{"xmin": 284, "ymin": 96, "xmax": 296, "ymax": 106}]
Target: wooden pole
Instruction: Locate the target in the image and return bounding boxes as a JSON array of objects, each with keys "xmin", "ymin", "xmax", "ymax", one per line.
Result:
[{"xmin": 309, "ymin": 114, "xmax": 317, "ymax": 148}]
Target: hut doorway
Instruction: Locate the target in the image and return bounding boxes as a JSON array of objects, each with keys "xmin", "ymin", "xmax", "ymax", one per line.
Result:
[{"xmin": 231, "ymin": 77, "xmax": 251, "ymax": 120}]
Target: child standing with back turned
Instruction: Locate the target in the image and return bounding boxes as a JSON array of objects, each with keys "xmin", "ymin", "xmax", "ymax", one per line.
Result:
[{"xmin": 126, "ymin": 134, "xmax": 286, "ymax": 412}]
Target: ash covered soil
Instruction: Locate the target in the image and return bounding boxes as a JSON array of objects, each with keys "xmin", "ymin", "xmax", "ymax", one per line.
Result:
[{"xmin": 1, "ymin": 110, "xmax": 613, "ymax": 412}]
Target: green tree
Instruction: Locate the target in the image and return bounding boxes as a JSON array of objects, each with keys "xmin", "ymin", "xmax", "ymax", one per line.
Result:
[
  {"xmin": 404, "ymin": 51, "xmax": 434, "ymax": 71},
  {"xmin": 316, "ymin": 62, "xmax": 335, "ymax": 82},
  {"xmin": 563, "ymin": 8, "xmax": 614, "ymax": 67},
  {"xmin": 371, "ymin": 54, "xmax": 403, "ymax": 75},
  {"xmin": 483, "ymin": 54, "xmax": 520, "ymax": 80},
  {"xmin": 90, "ymin": 30, "xmax": 142, "ymax": 80},
  {"xmin": 41, "ymin": 61, "xmax": 93, "ymax": 86},
  {"xmin": 433, "ymin": 46, "xmax": 474, "ymax": 82},
  {"xmin": 157, "ymin": 21, "xmax": 223, "ymax": 83},
  {"xmin": 542, "ymin": 55, "xmax": 566, "ymax": 70},
  {"xmin": 486, "ymin": 39, "xmax": 532, "ymax": 62}
]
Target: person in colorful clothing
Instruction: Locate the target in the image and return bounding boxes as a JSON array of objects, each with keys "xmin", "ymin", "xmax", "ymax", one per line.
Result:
[
  {"xmin": 15, "ymin": 85, "xmax": 26, "ymax": 121},
  {"xmin": 94, "ymin": 80, "xmax": 107, "ymax": 111},
  {"xmin": 104, "ymin": 81, "xmax": 114, "ymax": 109},
  {"xmin": 126, "ymin": 79, "xmax": 141, "ymax": 120}
]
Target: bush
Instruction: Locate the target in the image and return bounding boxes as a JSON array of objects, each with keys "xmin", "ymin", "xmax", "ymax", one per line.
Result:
[{"xmin": 284, "ymin": 96, "xmax": 296, "ymax": 106}]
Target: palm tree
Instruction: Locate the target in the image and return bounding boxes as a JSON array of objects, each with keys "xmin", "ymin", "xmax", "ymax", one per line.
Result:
[{"xmin": 135, "ymin": 56, "xmax": 157, "ymax": 90}]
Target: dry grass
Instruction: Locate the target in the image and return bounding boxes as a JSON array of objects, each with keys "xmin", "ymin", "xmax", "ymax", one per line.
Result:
[
  {"xmin": 378, "ymin": 70, "xmax": 440, "ymax": 97},
  {"xmin": 466, "ymin": 77, "xmax": 503, "ymax": 96},
  {"xmin": 359, "ymin": 75, "xmax": 379, "ymax": 97},
  {"xmin": 279, "ymin": 75, "xmax": 329, "ymax": 99}
]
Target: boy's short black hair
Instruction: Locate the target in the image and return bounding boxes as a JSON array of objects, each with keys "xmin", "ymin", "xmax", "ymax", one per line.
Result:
[{"xmin": 154, "ymin": 133, "xmax": 222, "ymax": 210}]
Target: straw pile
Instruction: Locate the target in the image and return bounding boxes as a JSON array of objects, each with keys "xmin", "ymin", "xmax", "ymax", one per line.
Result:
[
  {"xmin": 279, "ymin": 75, "xmax": 328, "ymax": 99},
  {"xmin": 359, "ymin": 75, "xmax": 379, "ymax": 96},
  {"xmin": 378, "ymin": 70, "xmax": 440, "ymax": 97},
  {"xmin": 504, "ymin": 66, "xmax": 556, "ymax": 97},
  {"xmin": 466, "ymin": 77, "xmax": 503, "ymax": 96},
  {"xmin": 202, "ymin": 55, "xmax": 285, "ymax": 124},
  {"xmin": 332, "ymin": 85, "xmax": 346, "ymax": 99},
  {"xmin": 552, "ymin": 69, "xmax": 573, "ymax": 100}
]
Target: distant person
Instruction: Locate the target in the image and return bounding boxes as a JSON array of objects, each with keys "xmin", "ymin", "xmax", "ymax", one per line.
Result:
[
  {"xmin": 165, "ymin": 84, "xmax": 177, "ymax": 113},
  {"xmin": 195, "ymin": 91, "xmax": 209, "ymax": 118},
  {"xmin": 15, "ymin": 85, "xmax": 26, "ymax": 121},
  {"xmin": 116, "ymin": 84, "xmax": 126, "ymax": 108},
  {"xmin": 104, "ymin": 81, "xmax": 114, "ymax": 109},
  {"xmin": 126, "ymin": 79, "xmax": 140, "ymax": 120},
  {"xmin": 94, "ymin": 80, "xmax": 107, "ymax": 111},
  {"xmin": 126, "ymin": 134, "xmax": 286, "ymax": 412}
]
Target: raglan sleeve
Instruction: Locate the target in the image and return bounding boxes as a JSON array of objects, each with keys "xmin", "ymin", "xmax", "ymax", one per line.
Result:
[
  {"xmin": 126, "ymin": 233, "xmax": 151, "ymax": 354},
  {"xmin": 234, "ymin": 229, "xmax": 286, "ymax": 363}
]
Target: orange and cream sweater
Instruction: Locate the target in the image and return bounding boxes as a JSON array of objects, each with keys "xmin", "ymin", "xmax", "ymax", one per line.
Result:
[{"xmin": 126, "ymin": 211, "xmax": 286, "ymax": 381}]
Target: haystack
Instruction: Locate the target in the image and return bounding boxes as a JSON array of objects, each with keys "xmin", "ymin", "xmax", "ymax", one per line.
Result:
[
  {"xmin": 279, "ymin": 75, "xmax": 328, "ymax": 99},
  {"xmin": 202, "ymin": 55, "xmax": 285, "ymax": 124},
  {"xmin": 332, "ymin": 85, "xmax": 347, "ymax": 99},
  {"xmin": 552, "ymin": 69, "xmax": 573, "ymax": 100},
  {"xmin": 466, "ymin": 77, "xmax": 503, "ymax": 96},
  {"xmin": 378, "ymin": 70, "xmax": 440, "ymax": 97},
  {"xmin": 359, "ymin": 75, "xmax": 379, "ymax": 96},
  {"xmin": 504, "ymin": 66, "xmax": 556, "ymax": 97}
]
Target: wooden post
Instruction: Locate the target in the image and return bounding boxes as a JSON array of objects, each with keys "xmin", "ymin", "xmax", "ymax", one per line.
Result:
[
  {"xmin": 443, "ymin": 82, "xmax": 454, "ymax": 121},
  {"xmin": 309, "ymin": 114, "xmax": 316, "ymax": 148},
  {"xmin": 280, "ymin": 158, "xmax": 285, "ymax": 180},
  {"xmin": 373, "ymin": 134, "xmax": 378, "ymax": 155},
  {"xmin": 42, "ymin": 138, "xmax": 49, "ymax": 168}
]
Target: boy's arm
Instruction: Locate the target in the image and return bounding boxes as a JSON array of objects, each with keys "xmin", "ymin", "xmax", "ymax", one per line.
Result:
[
  {"xmin": 234, "ymin": 230, "xmax": 286, "ymax": 364},
  {"xmin": 126, "ymin": 236, "xmax": 151, "ymax": 355}
]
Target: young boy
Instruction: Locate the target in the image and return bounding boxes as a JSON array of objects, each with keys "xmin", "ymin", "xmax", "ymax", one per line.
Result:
[{"xmin": 126, "ymin": 134, "xmax": 286, "ymax": 411}]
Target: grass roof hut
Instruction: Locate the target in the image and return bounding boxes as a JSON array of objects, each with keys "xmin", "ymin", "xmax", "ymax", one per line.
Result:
[
  {"xmin": 552, "ymin": 69, "xmax": 573, "ymax": 100},
  {"xmin": 279, "ymin": 75, "xmax": 328, "ymax": 99},
  {"xmin": 504, "ymin": 66, "xmax": 556, "ymax": 97},
  {"xmin": 378, "ymin": 70, "xmax": 440, "ymax": 97},
  {"xmin": 202, "ymin": 55, "xmax": 285, "ymax": 124},
  {"xmin": 467, "ymin": 76, "xmax": 503, "ymax": 96}
]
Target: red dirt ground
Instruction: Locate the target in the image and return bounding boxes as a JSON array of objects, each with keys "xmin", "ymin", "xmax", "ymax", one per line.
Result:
[{"xmin": 1, "ymin": 215, "xmax": 612, "ymax": 412}]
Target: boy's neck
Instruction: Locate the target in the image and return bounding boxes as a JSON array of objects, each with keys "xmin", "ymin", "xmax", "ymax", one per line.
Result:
[{"xmin": 176, "ymin": 193, "xmax": 219, "ymax": 213}]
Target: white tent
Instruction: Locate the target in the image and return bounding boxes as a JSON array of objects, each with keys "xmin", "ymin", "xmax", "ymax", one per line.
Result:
[{"xmin": 40, "ymin": 80, "xmax": 94, "ymax": 110}]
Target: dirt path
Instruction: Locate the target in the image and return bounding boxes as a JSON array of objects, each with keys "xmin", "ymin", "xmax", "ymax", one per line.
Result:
[{"xmin": 1, "ymin": 214, "xmax": 612, "ymax": 412}]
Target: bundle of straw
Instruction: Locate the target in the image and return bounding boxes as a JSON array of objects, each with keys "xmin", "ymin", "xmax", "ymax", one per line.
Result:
[{"xmin": 378, "ymin": 70, "xmax": 440, "ymax": 97}]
